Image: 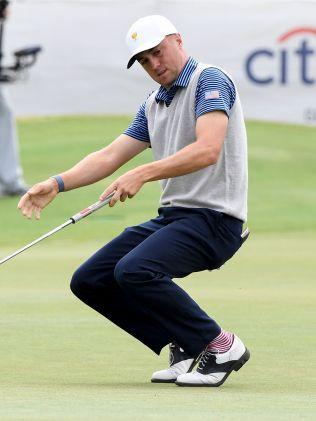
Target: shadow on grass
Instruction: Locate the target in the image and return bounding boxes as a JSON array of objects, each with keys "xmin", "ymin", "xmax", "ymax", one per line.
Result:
[
  {"xmin": 58, "ymin": 382, "xmax": 174, "ymax": 389},
  {"xmin": 54, "ymin": 381, "xmax": 256, "ymax": 392}
]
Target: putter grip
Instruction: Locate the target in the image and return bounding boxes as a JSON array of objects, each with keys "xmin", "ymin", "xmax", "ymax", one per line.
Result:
[{"xmin": 70, "ymin": 193, "xmax": 115, "ymax": 223}]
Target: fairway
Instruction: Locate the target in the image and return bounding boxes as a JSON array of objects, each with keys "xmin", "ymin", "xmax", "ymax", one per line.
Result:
[{"xmin": 0, "ymin": 117, "xmax": 315, "ymax": 420}]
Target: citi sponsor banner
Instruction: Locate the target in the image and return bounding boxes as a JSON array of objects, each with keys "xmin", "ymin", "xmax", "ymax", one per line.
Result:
[
  {"xmin": 242, "ymin": 26, "xmax": 316, "ymax": 125},
  {"xmin": 5, "ymin": 0, "xmax": 316, "ymax": 126}
]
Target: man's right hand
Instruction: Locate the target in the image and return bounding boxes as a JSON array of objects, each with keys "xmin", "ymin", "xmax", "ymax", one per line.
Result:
[{"xmin": 17, "ymin": 178, "xmax": 59, "ymax": 220}]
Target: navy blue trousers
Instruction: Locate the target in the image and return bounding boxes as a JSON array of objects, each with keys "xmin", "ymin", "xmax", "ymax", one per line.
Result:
[{"xmin": 70, "ymin": 207, "xmax": 243, "ymax": 358}]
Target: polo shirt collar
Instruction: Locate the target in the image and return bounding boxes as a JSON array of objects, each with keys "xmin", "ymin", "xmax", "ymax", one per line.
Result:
[{"xmin": 155, "ymin": 57, "xmax": 198, "ymax": 104}]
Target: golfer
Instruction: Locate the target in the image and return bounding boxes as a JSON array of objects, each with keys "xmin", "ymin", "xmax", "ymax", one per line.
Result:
[{"xmin": 18, "ymin": 15, "xmax": 249, "ymax": 387}]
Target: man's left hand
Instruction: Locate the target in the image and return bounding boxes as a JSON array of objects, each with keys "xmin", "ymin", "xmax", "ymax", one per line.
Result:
[{"xmin": 100, "ymin": 169, "xmax": 145, "ymax": 207}]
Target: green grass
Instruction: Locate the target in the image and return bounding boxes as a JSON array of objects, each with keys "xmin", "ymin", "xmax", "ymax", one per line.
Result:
[{"xmin": 0, "ymin": 117, "xmax": 315, "ymax": 420}]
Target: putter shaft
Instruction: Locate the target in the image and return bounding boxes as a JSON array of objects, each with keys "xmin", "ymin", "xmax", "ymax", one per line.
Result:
[
  {"xmin": 0, "ymin": 220, "xmax": 73, "ymax": 265},
  {"xmin": 0, "ymin": 193, "xmax": 114, "ymax": 266}
]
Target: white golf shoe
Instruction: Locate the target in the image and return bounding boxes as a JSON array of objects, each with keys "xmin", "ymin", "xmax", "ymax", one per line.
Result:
[
  {"xmin": 151, "ymin": 342, "xmax": 197, "ymax": 383},
  {"xmin": 175, "ymin": 335, "xmax": 250, "ymax": 387}
]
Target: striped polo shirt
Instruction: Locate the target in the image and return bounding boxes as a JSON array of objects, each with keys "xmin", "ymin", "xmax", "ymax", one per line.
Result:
[{"xmin": 124, "ymin": 57, "xmax": 236, "ymax": 142}]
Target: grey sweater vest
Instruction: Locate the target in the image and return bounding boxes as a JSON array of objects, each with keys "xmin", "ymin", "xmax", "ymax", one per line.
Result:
[{"xmin": 145, "ymin": 63, "xmax": 248, "ymax": 222}]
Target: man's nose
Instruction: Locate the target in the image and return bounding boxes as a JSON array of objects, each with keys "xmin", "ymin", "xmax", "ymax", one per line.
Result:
[{"xmin": 149, "ymin": 56, "xmax": 160, "ymax": 71}]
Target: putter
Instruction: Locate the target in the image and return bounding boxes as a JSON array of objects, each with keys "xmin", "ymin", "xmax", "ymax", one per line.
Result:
[{"xmin": 0, "ymin": 192, "xmax": 115, "ymax": 266}]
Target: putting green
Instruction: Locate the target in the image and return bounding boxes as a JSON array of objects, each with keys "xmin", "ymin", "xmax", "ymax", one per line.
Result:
[{"xmin": 0, "ymin": 117, "xmax": 315, "ymax": 420}]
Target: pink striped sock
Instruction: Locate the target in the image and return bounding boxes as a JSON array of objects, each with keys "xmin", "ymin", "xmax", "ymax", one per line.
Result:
[{"xmin": 206, "ymin": 330, "xmax": 234, "ymax": 353}]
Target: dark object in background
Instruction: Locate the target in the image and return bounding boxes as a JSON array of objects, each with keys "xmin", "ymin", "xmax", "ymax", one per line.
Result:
[
  {"xmin": 0, "ymin": 0, "xmax": 42, "ymax": 83},
  {"xmin": 0, "ymin": 0, "xmax": 9, "ymax": 19}
]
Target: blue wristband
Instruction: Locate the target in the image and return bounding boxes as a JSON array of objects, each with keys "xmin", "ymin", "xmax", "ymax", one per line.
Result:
[{"xmin": 50, "ymin": 175, "xmax": 65, "ymax": 192}]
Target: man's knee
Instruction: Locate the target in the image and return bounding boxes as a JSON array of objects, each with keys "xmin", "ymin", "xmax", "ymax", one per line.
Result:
[
  {"xmin": 70, "ymin": 265, "xmax": 88, "ymax": 298},
  {"xmin": 70, "ymin": 262, "xmax": 101, "ymax": 297},
  {"xmin": 70, "ymin": 259, "xmax": 116, "ymax": 298}
]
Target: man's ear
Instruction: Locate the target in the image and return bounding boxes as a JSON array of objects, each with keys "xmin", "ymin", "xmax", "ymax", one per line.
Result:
[{"xmin": 175, "ymin": 34, "xmax": 183, "ymax": 49}]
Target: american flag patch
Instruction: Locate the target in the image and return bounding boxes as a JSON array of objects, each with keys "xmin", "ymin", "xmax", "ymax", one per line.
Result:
[{"xmin": 205, "ymin": 90, "xmax": 220, "ymax": 100}]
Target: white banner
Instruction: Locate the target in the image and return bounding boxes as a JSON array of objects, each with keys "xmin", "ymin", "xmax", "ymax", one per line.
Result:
[{"xmin": 2, "ymin": 1, "xmax": 316, "ymax": 125}]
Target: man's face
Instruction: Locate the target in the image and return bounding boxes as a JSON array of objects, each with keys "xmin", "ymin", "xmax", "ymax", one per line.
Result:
[{"xmin": 136, "ymin": 34, "xmax": 187, "ymax": 88}]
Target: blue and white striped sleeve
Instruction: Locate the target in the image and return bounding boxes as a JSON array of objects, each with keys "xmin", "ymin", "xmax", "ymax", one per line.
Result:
[
  {"xmin": 195, "ymin": 68, "xmax": 236, "ymax": 119},
  {"xmin": 123, "ymin": 101, "xmax": 150, "ymax": 142}
]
